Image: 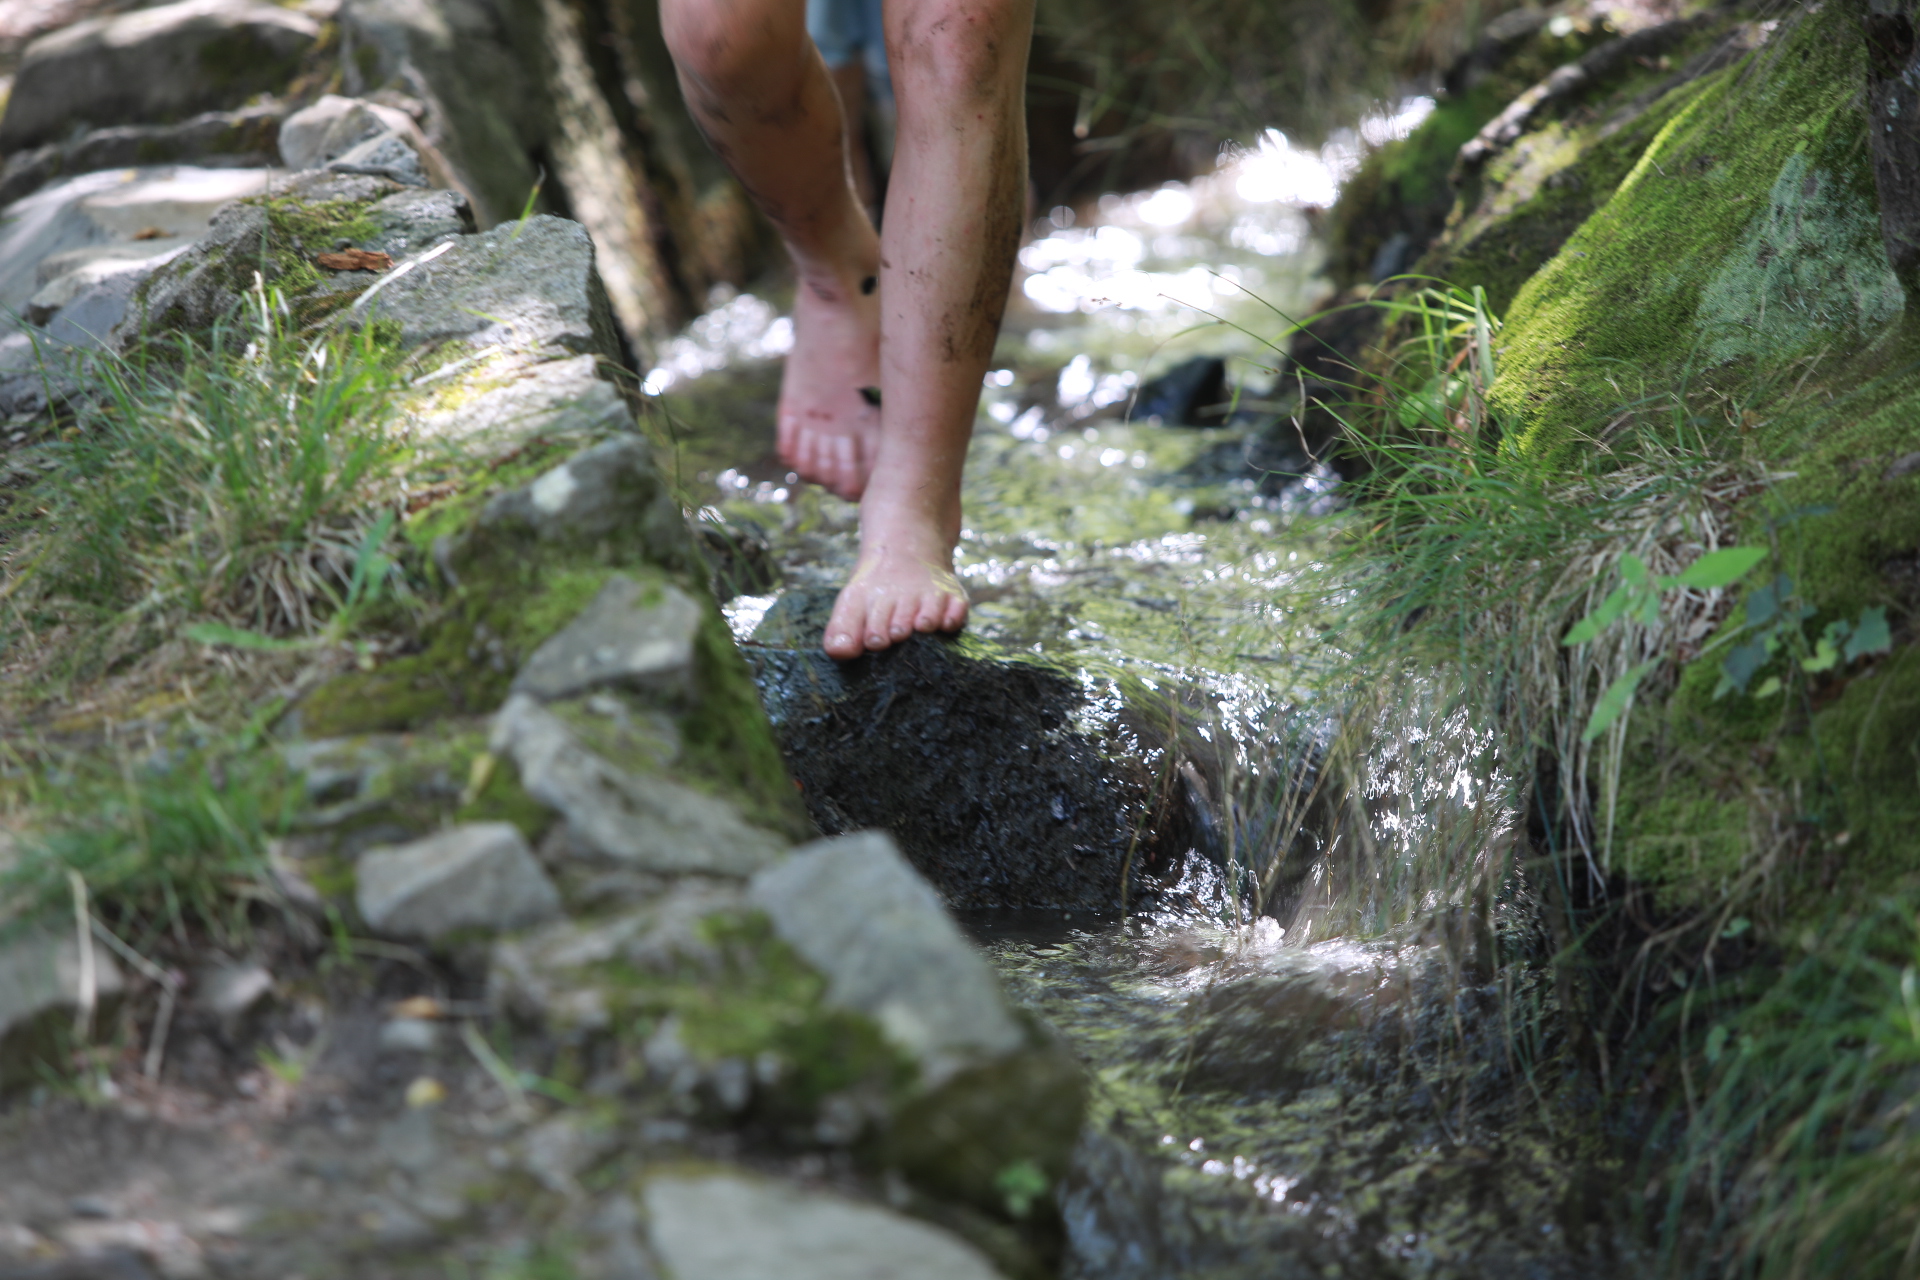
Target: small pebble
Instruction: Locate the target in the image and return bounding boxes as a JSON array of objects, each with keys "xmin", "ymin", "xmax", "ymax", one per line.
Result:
[
  {"xmin": 405, "ymin": 1077, "xmax": 447, "ymax": 1108},
  {"xmin": 378, "ymin": 1017, "xmax": 441, "ymax": 1055},
  {"xmin": 68, "ymin": 1196, "xmax": 116, "ymax": 1220}
]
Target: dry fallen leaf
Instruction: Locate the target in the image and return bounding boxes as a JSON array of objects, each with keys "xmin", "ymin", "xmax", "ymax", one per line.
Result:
[
  {"xmin": 131, "ymin": 226, "xmax": 168, "ymax": 241},
  {"xmin": 315, "ymin": 248, "xmax": 393, "ymax": 272},
  {"xmin": 391, "ymin": 995, "xmax": 445, "ymax": 1020}
]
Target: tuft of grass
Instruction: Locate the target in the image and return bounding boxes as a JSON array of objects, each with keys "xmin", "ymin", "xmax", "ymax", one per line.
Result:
[
  {"xmin": 0, "ymin": 278, "xmax": 415, "ymax": 683},
  {"xmin": 0, "ymin": 744, "xmax": 294, "ymax": 952}
]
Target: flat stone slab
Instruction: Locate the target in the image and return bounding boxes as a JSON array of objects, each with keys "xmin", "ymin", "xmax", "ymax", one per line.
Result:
[
  {"xmin": 749, "ymin": 832, "xmax": 1025, "ymax": 1088},
  {"xmin": 492, "ymin": 695, "xmax": 784, "ymax": 877},
  {"xmin": 513, "ymin": 575, "xmax": 701, "ymax": 702},
  {"xmin": 355, "ymin": 214, "xmax": 622, "ymax": 363},
  {"xmin": 0, "ymin": 165, "xmax": 275, "ymax": 317},
  {"xmin": 644, "ymin": 1172, "xmax": 1007, "ymax": 1280},
  {"xmin": 356, "ymin": 821, "xmax": 562, "ymax": 942},
  {"xmin": 0, "ymin": 0, "xmax": 319, "ymax": 152}
]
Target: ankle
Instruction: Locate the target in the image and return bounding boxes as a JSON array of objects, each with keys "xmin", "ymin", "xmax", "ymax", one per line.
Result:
[{"xmin": 787, "ymin": 223, "xmax": 879, "ymax": 297}]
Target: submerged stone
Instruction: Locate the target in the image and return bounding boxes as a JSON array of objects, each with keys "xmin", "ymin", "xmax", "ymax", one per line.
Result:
[
  {"xmin": 512, "ymin": 576, "xmax": 701, "ymax": 703},
  {"xmin": 356, "ymin": 821, "xmax": 562, "ymax": 942}
]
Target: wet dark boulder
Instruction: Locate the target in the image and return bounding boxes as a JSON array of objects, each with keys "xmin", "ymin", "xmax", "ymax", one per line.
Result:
[{"xmin": 746, "ymin": 592, "xmax": 1156, "ymax": 912}]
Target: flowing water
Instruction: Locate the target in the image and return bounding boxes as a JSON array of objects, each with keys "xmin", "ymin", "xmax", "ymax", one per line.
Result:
[{"xmin": 646, "ymin": 111, "xmax": 1634, "ymax": 1278}]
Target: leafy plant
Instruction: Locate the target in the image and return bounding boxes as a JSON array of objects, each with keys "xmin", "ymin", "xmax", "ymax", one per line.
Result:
[
  {"xmin": 1560, "ymin": 546, "xmax": 1768, "ymax": 740},
  {"xmin": 1713, "ymin": 574, "xmax": 1891, "ymax": 699}
]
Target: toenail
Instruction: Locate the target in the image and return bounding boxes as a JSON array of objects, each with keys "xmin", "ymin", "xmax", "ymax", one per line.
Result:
[
  {"xmin": 860, "ymin": 275, "xmax": 877, "ymax": 295},
  {"xmin": 859, "ymin": 386, "xmax": 881, "ymax": 407}
]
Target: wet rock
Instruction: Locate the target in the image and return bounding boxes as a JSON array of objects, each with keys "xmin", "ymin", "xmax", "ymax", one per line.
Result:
[
  {"xmin": 470, "ymin": 436, "xmax": 686, "ymax": 572},
  {"xmin": 0, "ymin": 0, "xmax": 319, "ymax": 152},
  {"xmin": 490, "ymin": 695, "xmax": 782, "ymax": 877},
  {"xmin": 751, "ymin": 623, "xmax": 1148, "ymax": 911},
  {"xmin": 513, "ymin": 576, "xmax": 701, "ymax": 703},
  {"xmin": 355, "ymin": 821, "xmax": 563, "ymax": 942},
  {"xmin": 749, "ymin": 832, "xmax": 1024, "ymax": 1088},
  {"xmin": 1133, "ymin": 355, "xmax": 1227, "ymax": 425},
  {"xmin": 0, "ymin": 924, "xmax": 125, "ymax": 1088},
  {"xmin": 353, "ymin": 215, "xmax": 624, "ymax": 363},
  {"xmin": 0, "ymin": 105, "xmax": 283, "ymax": 210},
  {"xmin": 642, "ymin": 1173, "xmax": 1007, "ymax": 1280}
]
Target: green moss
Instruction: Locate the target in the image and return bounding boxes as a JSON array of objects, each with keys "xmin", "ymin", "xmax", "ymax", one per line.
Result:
[
  {"xmin": 455, "ymin": 754, "xmax": 555, "ymax": 841},
  {"xmin": 299, "ymin": 561, "xmax": 615, "ymax": 735},
  {"xmin": 600, "ymin": 910, "xmax": 915, "ymax": 1112},
  {"xmin": 678, "ymin": 607, "xmax": 811, "ymax": 839},
  {"xmin": 195, "ymin": 28, "xmax": 305, "ymax": 97},
  {"xmin": 1491, "ymin": 6, "xmax": 1890, "ymax": 459}
]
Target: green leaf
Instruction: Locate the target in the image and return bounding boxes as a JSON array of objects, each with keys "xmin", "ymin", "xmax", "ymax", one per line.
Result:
[
  {"xmin": 1721, "ymin": 916, "xmax": 1750, "ymax": 939},
  {"xmin": 1718, "ymin": 640, "xmax": 1770, "ymax": 696},
  {"xmin": 1705, "ymin": 1024, "xmax": 1729, "ymax": 1066},
  {"xmin": 1754, "ymin": 675, "xmax": 1783, "ymax": 698},
  {"xmin": 1620, "ymin": 554, "xmax": 1648, "ymax": 585},
  {"xmin": 185, "ymin": 622, "xmax": 310, "ymax": 652},
  {"xmin": 1676, "ymin": 546, "xmax": 1767, "ymax": 590},
  {"xmin": 1564, "ymin": 585, "xmax": 1630, "ymax": 646},
  {"xmin": 1744, "ymin": 575, "xmax": 1788, "ymax": 629},
  {"xmin": 1802, "ymin": 626, "xmax": 1842, "ymax": 673},
  {"xmin": 1581, "ymin": 659, "xmax": 1658, "ymax": 743},
  {"xmin": 1635, "ymin": 584, "xmax": 1662, "ymax": 627},
  {"xmin": 1844, "ymin": 606, "xmax": 1892, "ymax": 662}
]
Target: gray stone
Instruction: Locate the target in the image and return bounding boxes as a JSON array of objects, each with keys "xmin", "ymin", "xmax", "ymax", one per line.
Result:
[
  {"xmin": 0, "ymin": 106, "xmax": 284, "ymax": 210},
  {"xmin": 643, "ymin": 1173, "xmax": 1007, "ymax": 1280},
  {"xmin": 513, "ymin": 576, "xmax": 701, "ymax": 702},
  {"xmin": 325, "ymin": 129, "xmax": 428, "ymax": 187},
  {"xmin": 475, "ymin": 436, "xmax": 681, "ymax": 558},
  {"xmin": 0, "ymin": 165, "xmax": 276, "ymax": 319},
  {"xmin": 0, "ymin": 0, "xmax": 320, "ymax": 152},
  {"xmin": 361, "ymin": 186, "xmax": 475, "ymax": 259},
  {"xmin": 354, "ymin": 214, "xmax": 623, "ymax": 363},
  {"xmin": 278, "ymin": 94, "xmax": 417, "ymax": 171},
  {"xmin": 378, "ymin": 1016, "xmax": 441, "ymax": 1054},
  {"xmin": 415, "ymin": 354, "xmax": 629, "ymax": 444},
  {"xmin": 339, "ymin": 0, "xmax": 550, "ymax": 228},
  {"xmin": 491, "ymin": 695, "xmax": 784, "ymax": 877},
  {"xmin": 520, "ymin": 1114, "xmax": 614, "ymax": 1196},
  {"xmin": 748, "ymin": 833, "xmax": 1025, "ymax": 1088},
  {"xmin": 356, "ymin": 821, "xmax": 562, "ymax": 942},
  {"xmin": 490, "ymin": 881, "xmax": 745, "ymax": 1027},
  {"xmin": 194, "ymin": 961, "xmax": 273, "ymax": 1019},
  {"xmin": 0, "ymin": 924, "xmax": 126, "ymax": 1083},
  {"xmin": 104, "ymin": 170, "xmax": 476, "ymax": 346}
]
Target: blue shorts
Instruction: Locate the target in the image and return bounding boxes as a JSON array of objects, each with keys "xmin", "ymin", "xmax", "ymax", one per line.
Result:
[{"xmin": 807, "ymin": 0, "xmax": 891, "ymax": 97}]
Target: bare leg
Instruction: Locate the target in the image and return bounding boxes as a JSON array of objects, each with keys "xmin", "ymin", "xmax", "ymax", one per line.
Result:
[
  {"xmin": 821, "ymin": 0, "xmax": 1033, "ymax": 658},
  {"xmin": 828, "ymin": 61, "xmax": 882, "ymax": 222},
  {"xmin": 659, "ymin": 0, "xmax": 880, "ymax": 500}
]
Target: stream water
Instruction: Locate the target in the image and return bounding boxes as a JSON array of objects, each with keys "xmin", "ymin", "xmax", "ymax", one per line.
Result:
[{"xmin": 647, "ymin": 111, "xmax": 1633, "ymax": 1278}]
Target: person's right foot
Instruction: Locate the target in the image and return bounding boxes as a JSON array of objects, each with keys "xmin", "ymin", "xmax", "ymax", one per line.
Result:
[{"xmin": 777, "ymin": 266, "xmax": 882, "ymax": 500}]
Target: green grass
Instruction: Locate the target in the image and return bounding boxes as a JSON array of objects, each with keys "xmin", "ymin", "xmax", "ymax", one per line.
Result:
[
  {"xmin": 0, "ymin": 742, "xmax": 294, "ymax": 952},
  {"xmin": 1, "ymin": 279, "xmax": 415, "ymax": 685}
]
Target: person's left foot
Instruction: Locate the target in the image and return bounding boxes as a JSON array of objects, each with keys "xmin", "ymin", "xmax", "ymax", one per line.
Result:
[
  {"xmin": 823, "ymin": 495, "xmax": 968, "ymax": 657},
  {"xmin": 777, "ymin": 264, "xmax": 882, "ymax": 500}
]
